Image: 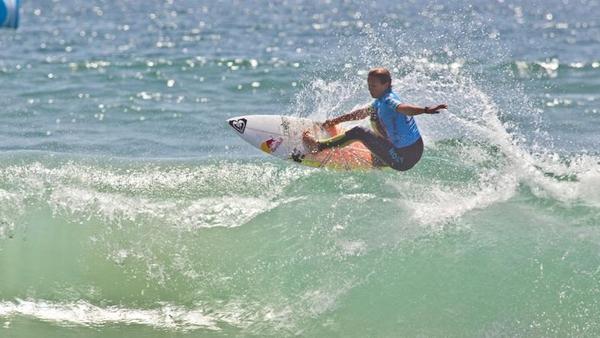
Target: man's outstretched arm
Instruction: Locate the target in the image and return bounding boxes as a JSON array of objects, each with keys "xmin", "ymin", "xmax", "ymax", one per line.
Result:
[
  {"xmin": 396, "ymin": 103, "xmax": 448, "ymax": 116},
  {"xmin": 323, "ymin": 106, "xmax": 373, "ymax": 127}
]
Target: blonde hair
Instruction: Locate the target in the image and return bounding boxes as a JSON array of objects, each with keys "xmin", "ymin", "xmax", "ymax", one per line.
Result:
[{"xmin": 368, "ymin": 67, "xmax": 392, "ymax": 85}]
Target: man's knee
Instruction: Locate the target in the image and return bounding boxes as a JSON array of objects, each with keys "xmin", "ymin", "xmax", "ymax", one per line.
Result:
[{"xmin": 346, "ymin": 126, "xmax": 369, "ymax": 138}]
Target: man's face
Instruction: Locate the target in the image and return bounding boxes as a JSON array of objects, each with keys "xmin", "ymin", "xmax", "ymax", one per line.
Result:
[{"xmin": 367, "ymin": 76, "xmax": 390, "ymax": 98}]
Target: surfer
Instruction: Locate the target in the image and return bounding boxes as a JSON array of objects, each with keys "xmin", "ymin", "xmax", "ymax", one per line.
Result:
[{"xmin": 302, "ymin": 67, "xmax": 447, "ymax": 171}]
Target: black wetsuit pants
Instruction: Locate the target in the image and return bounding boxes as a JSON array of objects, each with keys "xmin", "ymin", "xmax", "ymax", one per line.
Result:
[{"xmin": 317, "ymin": 126, "xmax": 423, "ymax": 171}]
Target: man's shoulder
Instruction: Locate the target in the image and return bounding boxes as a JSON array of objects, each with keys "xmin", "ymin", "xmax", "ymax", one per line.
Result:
[
  {"xmin": 382, "ymin": 91, "xmax": 401, "ymax": 106},
  {"xmin": 380, "ymin": 90, "xmax": 400, "ymax": 100},
  {"xmin": 389, "ymin": 90, "xmax": 401, "ymax": 100}
]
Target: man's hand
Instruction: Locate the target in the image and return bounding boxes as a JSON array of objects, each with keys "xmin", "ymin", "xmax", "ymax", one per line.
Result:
[{"xmin": 427, "ymin": 104, "xmax": 448, "ymax": 114}]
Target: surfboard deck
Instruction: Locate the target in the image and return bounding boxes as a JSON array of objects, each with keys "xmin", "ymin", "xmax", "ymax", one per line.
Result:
[{"xmin": 227, "ymin": 115, "xmax": 376, "ymax": 170}]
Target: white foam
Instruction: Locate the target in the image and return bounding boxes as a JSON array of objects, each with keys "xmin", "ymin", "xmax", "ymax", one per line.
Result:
[
  {"xmin": 0, "ymin": 161, "xmax": 309, "ymax": 229},
  {"xmin": 0, "ymin": 293, "xmax": 352, "ymax": 334},
  {"xmin": 0, "ymin": 188, "xmax": 24, "ymax": 239},
  {"xmin": 0, "ymin": 299, "xmax": 226, "ymax": 330},
  {"xmin": 404, "ymin": 173, "xmax": 518, "ymax": 225},
  {"xmin": 523, "ymin": 153, "xmax": 600, "ymax": 208},
  {"xmin": 393, "ymin": 54, "xmax": 600, "ymax": 220},
  {"xmin": 0, "ymin": 161, "xmax": 305, "ymax": 198},
  {"xmin": 176, "ymin": 196, "xmax": 275, "ymax": 229},
  {"xmin": 49, "ymin": 186, "xmax": 276, "ymax": 229},
  {"xmin": 292, "ymin": 77, "xmax": 366, "ymax": 121}
]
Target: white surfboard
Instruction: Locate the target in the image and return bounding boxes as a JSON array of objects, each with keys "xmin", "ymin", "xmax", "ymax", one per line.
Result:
[{"xmin": 227, "ymin": 115, "xmax": 376, "ymax": 170}]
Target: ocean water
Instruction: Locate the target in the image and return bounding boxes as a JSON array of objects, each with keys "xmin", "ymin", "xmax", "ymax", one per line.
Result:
[{"xmin": 1, "ymin": 0, "xmax": 600, "ymax": 336}]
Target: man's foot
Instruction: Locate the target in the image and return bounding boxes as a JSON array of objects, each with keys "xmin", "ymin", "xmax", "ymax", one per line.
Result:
[{"xmin": 302, "ymin": 130, "xmax": 320, "ymax": 153}]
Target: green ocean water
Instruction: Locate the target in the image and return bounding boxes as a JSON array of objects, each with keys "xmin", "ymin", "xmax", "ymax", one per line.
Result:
[{"xmin": 1, "ymin": 0, "xmax": 600, "ymax": 337}]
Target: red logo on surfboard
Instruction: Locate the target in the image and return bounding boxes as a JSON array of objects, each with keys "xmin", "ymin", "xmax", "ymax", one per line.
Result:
[{"xmin": 260, "ymin": 137, "xmax": 283, "ymax": 154}]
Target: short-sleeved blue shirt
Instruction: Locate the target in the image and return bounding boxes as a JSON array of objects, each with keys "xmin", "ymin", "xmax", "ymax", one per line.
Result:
[{"xmin": 370, "ymin": 88, "xmax": 421, "ymax": 148}]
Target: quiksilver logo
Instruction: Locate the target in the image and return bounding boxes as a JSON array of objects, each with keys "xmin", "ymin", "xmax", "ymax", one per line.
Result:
[
  {"xmin": 388, "ymin": 148, "xmax": 403, "ymax": 164},
  {"xmin": 229, "ymin": 118, "xmax": 247, "ymax": 134}
]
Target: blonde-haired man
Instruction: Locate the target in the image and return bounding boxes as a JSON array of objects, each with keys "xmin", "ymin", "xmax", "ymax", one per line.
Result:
[{"xmin": 303, "ymin": 67, "xmax": 447, "ymax": 171}]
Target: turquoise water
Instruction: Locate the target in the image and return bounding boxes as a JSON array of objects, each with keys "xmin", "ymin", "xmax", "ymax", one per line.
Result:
[{"xmin": 1, "ymin": 0, "xmax": 600, "ymax": 336}]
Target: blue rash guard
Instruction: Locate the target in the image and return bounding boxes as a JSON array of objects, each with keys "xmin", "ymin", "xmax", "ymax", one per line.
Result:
[{"xmin": 370, "ymin": 88, "xmax": 421, "ymax": 148}]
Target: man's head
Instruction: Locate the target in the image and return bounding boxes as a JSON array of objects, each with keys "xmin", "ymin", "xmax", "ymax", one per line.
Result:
[{"xmin": 367, "ymin": 67, "xmax": 392, "ymax": 98}]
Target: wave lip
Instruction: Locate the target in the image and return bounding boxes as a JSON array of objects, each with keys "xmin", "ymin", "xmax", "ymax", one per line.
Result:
[{"xmin": 0, "ymin": 160, "xmax": 309, "ymax": 231}]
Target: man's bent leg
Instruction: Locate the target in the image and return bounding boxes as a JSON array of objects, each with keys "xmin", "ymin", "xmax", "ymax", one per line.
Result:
[{"xmin": 317, "ymin": 126, "xmax": 400, "ymax": 167}]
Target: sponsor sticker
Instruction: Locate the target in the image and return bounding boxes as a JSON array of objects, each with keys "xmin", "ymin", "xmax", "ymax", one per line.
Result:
[
  {"xmin": 229, "ymin": 118, "xmax": 247, "ymax": 134},
  {"xmin": 290, "ymin": 148, "xmax": 305, "ymax": 163},
  {"xmin": 281, "ymin": 117, "xmax": 291, "ymax": 137},
  {"xmin": 260, "ymin": 137, "xmax": 283, "ymax": 154}
]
